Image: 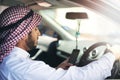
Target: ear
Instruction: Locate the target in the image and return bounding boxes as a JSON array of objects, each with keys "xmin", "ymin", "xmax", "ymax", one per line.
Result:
[
  {"xmin": 16, "ymin": 34, "xmax": 29, "ymax": 50},
  {"xmin": 23, "ymin": 34, "xmax": 28, "ymax": 40},
  {"xmin": 16, "ymin": 35, "xmax": 28, "ymax": 46}
]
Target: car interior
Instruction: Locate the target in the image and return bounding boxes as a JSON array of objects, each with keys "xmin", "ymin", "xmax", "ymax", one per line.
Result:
[{"xmin": 1, "ymin": 0, "xmax": 120, "ymax": 79}]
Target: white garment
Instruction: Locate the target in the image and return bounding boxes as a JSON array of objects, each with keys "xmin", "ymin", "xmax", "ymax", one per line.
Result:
[{"xmin": 0, "ymin": 47, "xmax": 115, "ymax": 80}]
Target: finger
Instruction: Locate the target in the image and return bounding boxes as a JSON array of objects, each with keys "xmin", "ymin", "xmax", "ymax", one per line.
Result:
[
  {"xmin": 106, "ymin": 44, "xmax": 111, "ymax": 50},
  {"xmin": 63, "ymin": 58, "xmax": 70, "ymax": 63},
  {"xmin": 68, "ymin": 63, "xmax": 74, "ymax": 66}
]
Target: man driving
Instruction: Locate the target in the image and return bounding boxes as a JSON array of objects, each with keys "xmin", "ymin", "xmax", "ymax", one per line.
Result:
[{"xmin": 0, "ymin": 5, "xmax": 120, "ymax": 80}]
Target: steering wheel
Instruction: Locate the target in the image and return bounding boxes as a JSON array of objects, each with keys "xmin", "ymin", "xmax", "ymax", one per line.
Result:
[
  {"xmin": 77, "ymin": 42, "xmax": 120, "ymax": 79},
  {"xmin": 78, "ymin": 42, "xmax": 110, "ymax": 67}
]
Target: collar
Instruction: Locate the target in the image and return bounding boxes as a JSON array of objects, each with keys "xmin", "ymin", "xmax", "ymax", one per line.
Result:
[{"xmin": 10, "ymin": 46, "xmax": 30, "ymax": 58}]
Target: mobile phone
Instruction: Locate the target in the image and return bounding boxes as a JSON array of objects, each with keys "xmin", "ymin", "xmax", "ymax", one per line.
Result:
[{"xmin": 68, "ymin": 49, "xmax": 80, "ymax": 64}]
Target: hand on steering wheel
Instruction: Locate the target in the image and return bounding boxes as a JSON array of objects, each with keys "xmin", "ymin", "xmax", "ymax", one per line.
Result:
[{"xmin": 77, "ymin": 42, "xmax": 120, "ymax": 79}]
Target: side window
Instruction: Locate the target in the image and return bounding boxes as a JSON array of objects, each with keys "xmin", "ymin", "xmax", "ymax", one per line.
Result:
[{"xmin": 38, "ymin": 25, "xmax": 60, "ymax": 39}]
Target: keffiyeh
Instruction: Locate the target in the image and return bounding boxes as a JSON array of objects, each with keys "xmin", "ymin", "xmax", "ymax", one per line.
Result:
[{"xmin": 0, "ymin": 6, "xmax": 42, "ymax": 61}]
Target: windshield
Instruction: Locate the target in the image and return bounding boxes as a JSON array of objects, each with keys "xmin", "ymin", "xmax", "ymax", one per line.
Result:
[{"xmin": 39, "ymin": 7, "xmax": 120, "ymax": 43}]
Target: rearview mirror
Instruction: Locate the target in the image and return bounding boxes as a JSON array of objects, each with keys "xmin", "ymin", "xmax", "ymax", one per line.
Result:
[{"xmin": 66, "ymin": 12, "xmax": 88, "ymax": 19}]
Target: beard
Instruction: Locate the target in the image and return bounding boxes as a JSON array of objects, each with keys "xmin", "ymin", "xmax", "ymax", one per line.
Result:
[
  {"xmin": 27, "ymin": 40, "xmax": 36, "ymax": 51},
  {"xmin": 26, "ymin": 34, "xmax": 37, "ymax": 51}
]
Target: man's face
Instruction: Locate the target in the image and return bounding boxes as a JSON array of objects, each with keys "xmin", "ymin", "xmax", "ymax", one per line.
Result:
[{"xmin": 26, "ymin": 27, "xmax": 41, "ymax": 50}]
